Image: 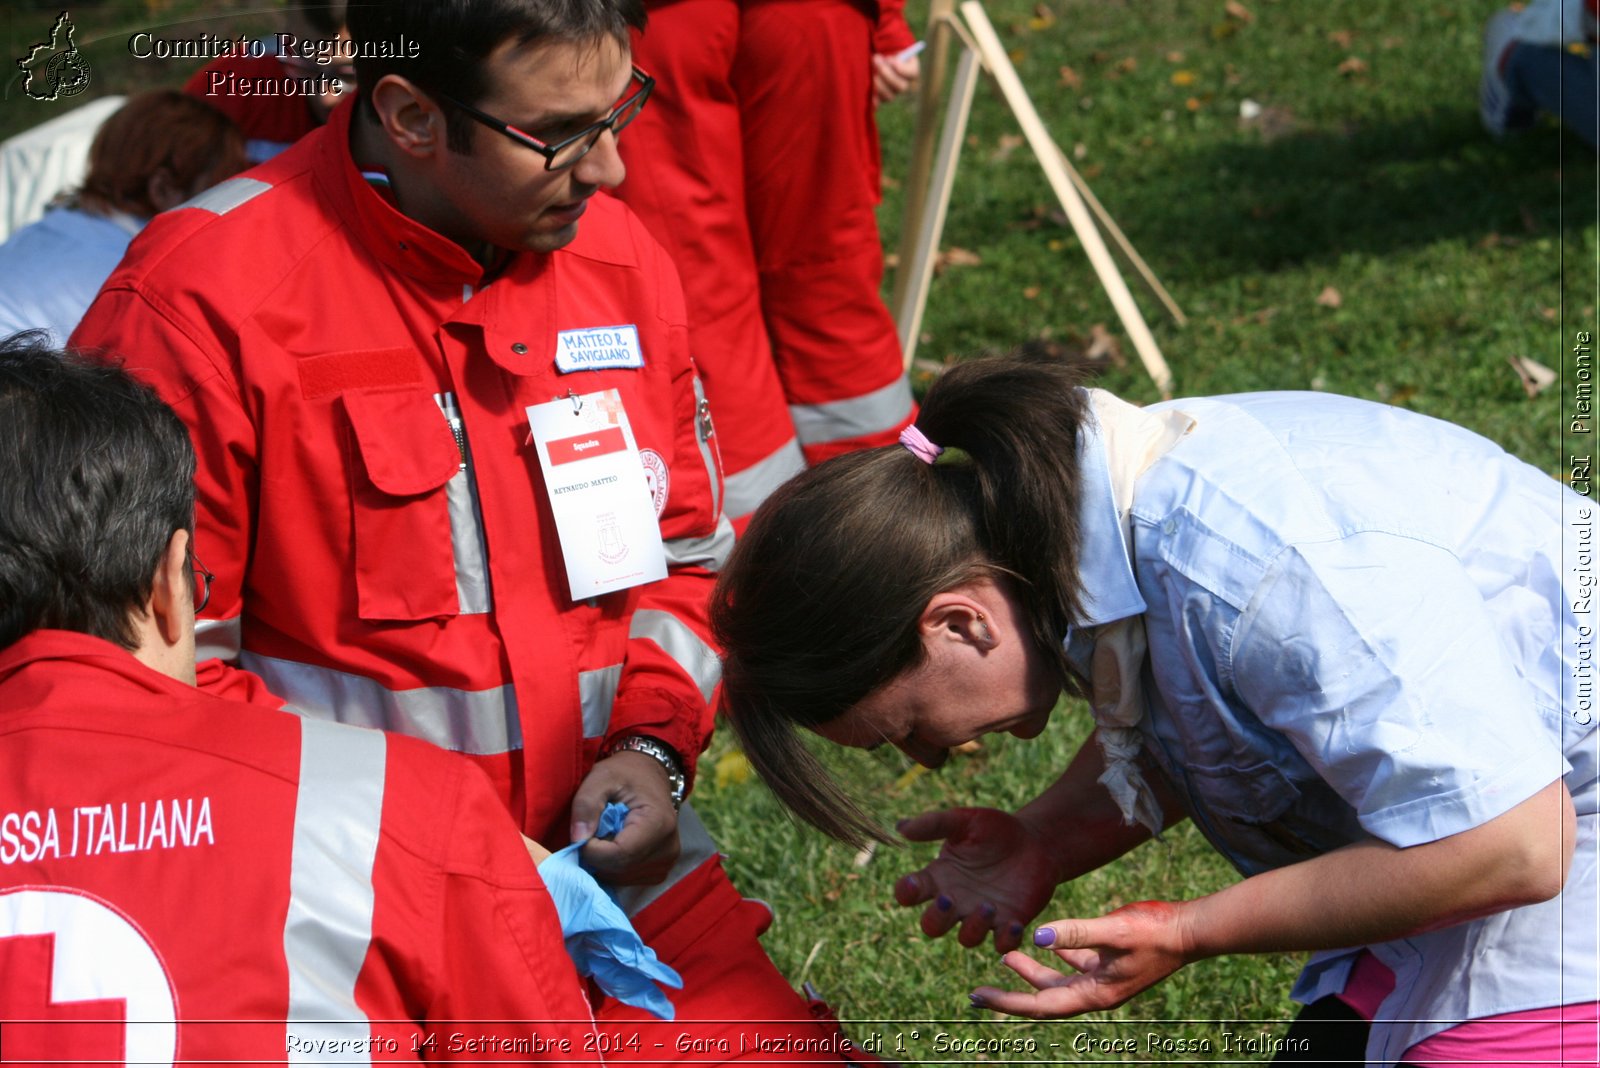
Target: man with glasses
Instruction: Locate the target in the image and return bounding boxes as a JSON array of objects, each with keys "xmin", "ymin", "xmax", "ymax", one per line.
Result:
[
  {"xmin": 0, "ymin": 331, "xmax": 602, "ymax": 1060},
  {"xmin": 74, "ymin": 0, "xmax": 871, "ymax": 1060}
]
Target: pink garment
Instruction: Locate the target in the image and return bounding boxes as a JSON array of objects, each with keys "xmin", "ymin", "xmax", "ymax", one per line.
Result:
[{"xmin": 1339, "ymin": 950, "xmax": 1599, "ymax": 1065}]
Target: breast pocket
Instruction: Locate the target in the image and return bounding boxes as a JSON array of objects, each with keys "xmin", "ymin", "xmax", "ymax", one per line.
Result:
[{"xmin": 342, "ymin": 390, "xmax": 461, "ymax": 621}]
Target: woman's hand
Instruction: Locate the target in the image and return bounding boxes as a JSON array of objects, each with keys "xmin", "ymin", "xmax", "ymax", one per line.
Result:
[
  {"xmin": 894, "ymin": 807, "xmax": 1063, "ymax": 953},
  {"xmin": 972, "ymin": 901, "xmax": 1193, "ymax": 1018}
]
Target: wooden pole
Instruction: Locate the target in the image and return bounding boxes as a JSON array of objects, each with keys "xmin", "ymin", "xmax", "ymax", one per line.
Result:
[
  {"xmin": 959, "ymin": 2, "xmax": 1173, "ymax": 395},
  {"xmin": 897, "ymin": 46, "xmax": 981, "ymax": 367},
  {"xmin": 890, "ymin": 0, "xmax": 957, "ymax": 328}
]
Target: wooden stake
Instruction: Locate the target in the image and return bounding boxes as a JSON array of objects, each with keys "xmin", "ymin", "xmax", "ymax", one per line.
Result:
[
  {"xmin": 959, "ymin": 2, "xmax": 1173, "ymax": 395},
  {"xmin": 890, "ymin": 0, "xmax": 957, "ymax": 325},
  {"xmin": 897, "ymin": 46, "xmax": 980, "ymax": 368}
]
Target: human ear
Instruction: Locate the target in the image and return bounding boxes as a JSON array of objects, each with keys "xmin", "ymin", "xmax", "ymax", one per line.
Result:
[
  {"xmin": 148, "ymin": 528, "xmax": 192, "ymax": 647},
  {"xmin": 146, "ymin": 168, "xmax": 184, "ymax": 213},
  {"xmin": 918, "ymin": 592, "xmax": 997, "ymax": 651},
  {"xmin": 370, "ymin": 75, "xmax": 443, "ymax": 157}
]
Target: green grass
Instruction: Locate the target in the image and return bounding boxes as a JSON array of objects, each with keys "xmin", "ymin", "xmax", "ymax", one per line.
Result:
[
  {"xmin": 3, "ymin": 0, "xmax": 1588, "ymax": 1056},
  {"xmin": 697, "ymin": 0, "xmax": 1593, "ymax": 1055}
]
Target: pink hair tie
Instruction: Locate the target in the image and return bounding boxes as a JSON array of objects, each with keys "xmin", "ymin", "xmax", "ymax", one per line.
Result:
[{"xmin": 899, "ymin": 424, "xmax": 944, "ymax": 464}]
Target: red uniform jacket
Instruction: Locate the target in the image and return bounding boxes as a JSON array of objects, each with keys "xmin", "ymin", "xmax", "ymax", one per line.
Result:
[
  {"xmin": 72, "ymin": 99, "xmax": 727, "ymax": 846},
  {"xmin": 0, "ymin": 630, "xmax": 599, "ymax": 1063}
]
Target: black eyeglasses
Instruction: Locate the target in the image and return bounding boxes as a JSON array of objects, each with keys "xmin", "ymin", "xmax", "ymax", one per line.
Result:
[
  {"xmin": 433, "ymin": 66, "xmax": 654, "ymax": 172},
  {"xmin": 192, "ymin": 553, "xmax": 214, "ymax": 614}
]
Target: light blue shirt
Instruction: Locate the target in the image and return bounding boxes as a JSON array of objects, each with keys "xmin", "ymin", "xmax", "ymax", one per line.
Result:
[
  {"xmin": 0, "ymin": 206, "xmax": 138, "ymax": 346},
  {"xmin": 1070, "ymin": 391, "xmax": 1596, "ymax": 1066}
]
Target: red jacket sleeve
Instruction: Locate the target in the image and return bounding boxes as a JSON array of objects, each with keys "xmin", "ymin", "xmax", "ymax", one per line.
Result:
[
  {"xmin": 603, "ymin": 224, "xmax": 726, "ymax": 789},
  {"xmin": 71, "ymin": 281, "xmax": 285, "ymax": 711},
  {"xmin": 873, "ymin": 0, "xmax": 918, "ymax": 54}
]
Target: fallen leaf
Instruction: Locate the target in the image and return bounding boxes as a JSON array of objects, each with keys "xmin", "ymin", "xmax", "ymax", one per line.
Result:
[
  {"xmin": 884, "ymin": 252, "xmax": 899, "ymax": 268},
  {"xmin": 1508, "ymin": 355, "xmax": 1556, "ymax": 398},
  {"xmin": 1116, "ymin": 55, "xmax": 1138, "ymax": 73},
  {"xmin": 1211, "ymin": 20, "xmax": 1239, "ymax": 40},
  {"xmin": 852, "ymin": 841, "xmax": 878, "ymax": 868},
  {"xmin": 1009, "ymin": 47, "xmax": 1028, "ymax": 66},
  {"xmin": 1023, "ymin": 285, "xmax": 1041, "ymax": 299},
  {"xmin": 893, "ymin": 764, "xmax": 927, "ymax": 790},
  {"xmin": 1089, "ymin": 50, "xmax": 1111, "ymax": 65},
  {"xmin": 1171, "ymin": 69, "xmax": 1197, "ymax": 86},
  {"xmin": 1326, "ymin": 29, "xmax": 1354, "ymax": 48},
  {"xmin": 911, "ymin": 357, "xmax": 949, "ymax": 377},
  {"xmin": 714, "ymin": 749, "xmax": 752, "ymax": 790},
  {"xmin": 1316, "ymin": 285, "xmax": 1343, "ymax": 308},
  {"xmin": 1165, "ymin": 50, "xmax": 1186, "ymax": 63},
  {"xmin": 1186, "ymin": 96, "xmax": 1203, "ymax": 111},
  {"xmin": 1047, "ymin": 238, "xmax": 1067, "ymax": 251},
  {"xmin": 1338, "ymin": 55, "xmax": 1369, "ymax": 76},
  {"xmin": 935, "ymin": 247, "xmax": 983, "ymax": 272},
  {"xmin": 1058, "ymin": 64, "xmax": 1082, "ymax": 89},
  {"xmin": 990, "ymin": 133, "xmax": 1025, "ymax": 162},
  {"xmin": 1541, "ymin": 307, "xmax": 1558, "ymax": 321},
  {"xmin": 952, "ymin": 740, "xmax": 983, "ymax": 755},
  {"xmin": 1381, "ymin": 36, "xmax": 1404, "ymax": 49},
  {"xmin": 1072, "ymin": 141, "xmax": 1088, "ymax": 159},
  {"xmin": 1225, "ymin": 0, "xmax": 1254, "ymax": 22},
  {"xmin": 881, "ymin": 174, "xmax": 900, "ymax": 190},
  {"xmin": 1085, "ymin": 323, "xmax": 1127, "ymax": 368},
  {"xmin": 1520, "ymin": 205, "xmax": 1539, "ymax": 232},
  {"xmin": 1028, "ymin": 3, "xmax": 1056, "ymax": 30}
]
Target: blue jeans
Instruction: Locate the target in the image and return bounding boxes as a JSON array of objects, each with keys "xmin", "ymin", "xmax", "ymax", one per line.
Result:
[{"xmin": 1507, "ymin": 42, "xmax": 1599, "ymax": 149}]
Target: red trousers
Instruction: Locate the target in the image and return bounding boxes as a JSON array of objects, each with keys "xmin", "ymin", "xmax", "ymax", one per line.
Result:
[
  {"xmin": 622, "ymin": 0, "xmax": 914, "ymax": 515},
  {"xmin": 599, "ymin": 856, "xmax": 870, "ymax": 1062}
]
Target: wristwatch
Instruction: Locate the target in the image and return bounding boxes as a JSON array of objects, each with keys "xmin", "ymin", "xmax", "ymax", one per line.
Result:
[{"xmin": 604, "ymin": 735, "xmax": 687, "ymax": 811}]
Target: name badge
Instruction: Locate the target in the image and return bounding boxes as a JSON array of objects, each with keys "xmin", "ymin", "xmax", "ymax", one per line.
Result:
[
  {"xmin": 553, "ymin": 325, "xmax": 644, "ymax": 373},
  {"xmin": 527, "ymin": 390, "xmax": 667, "ymax": 600}
]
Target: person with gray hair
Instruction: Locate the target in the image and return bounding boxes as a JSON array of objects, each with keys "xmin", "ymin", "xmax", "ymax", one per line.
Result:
[{"xmin": 0, "ymin": 331, "xmax": 602, "ymax": 1061}]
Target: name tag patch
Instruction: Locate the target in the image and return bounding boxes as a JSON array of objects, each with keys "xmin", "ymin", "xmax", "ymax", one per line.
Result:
[{"xmin": 554, "ymin": 325, "xmax": 644, "ymax": 373}]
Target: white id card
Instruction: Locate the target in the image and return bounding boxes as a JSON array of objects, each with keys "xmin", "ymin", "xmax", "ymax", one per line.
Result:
[{"xmin": 527, "ymin": 390, "xmax": 667, "ymax": 600}]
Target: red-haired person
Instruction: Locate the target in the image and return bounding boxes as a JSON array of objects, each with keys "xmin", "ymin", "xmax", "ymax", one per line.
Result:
[{"xmin": 0, "ymin": 92, "xmax": 244, "ymax": 345}]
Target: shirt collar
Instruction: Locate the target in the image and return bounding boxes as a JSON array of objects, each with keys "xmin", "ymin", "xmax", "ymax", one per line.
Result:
[{"xmin": 1071, "ymin": 400, "xmax": 1148, "ymax": 630}]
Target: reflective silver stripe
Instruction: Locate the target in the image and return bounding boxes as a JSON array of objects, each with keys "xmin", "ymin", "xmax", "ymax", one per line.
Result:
[
  {"xmin": 664, "ymin": 514, "xmax": 735, "ymax": 573},
  {"xmin": 789, "ymin": 376, "xmax": 915, "ymax": 447},
  {"xmin": 692, "ymin": 375, "xmax": 722, "ymax": 517},
  {"xmin": 611, "ymin": 801, "xmax": 719, "ymax": 919},
  {"xmin": 194, "ymin": 616, "xmax": 242, "ymax": 663},
  {"xmin": 579, "ymin": 663, "xmax": 622, "ymax": 739},
  {"xmin": 241, "ymin": 651, "xmax": 523, "ymax": 756},
  {"xmin": 181, "ymin": 176, "xmax": 272, "ymax": 216},
  {"xmin": 434, "ymin": 393, "xmax": 492, "ymax": 615},
  {"xmin": 724, "ymin": 438, "xmax": 806, "ymax": 520},
  {"xmin": 628, "ymin": 609, "xmax": 720, "ymax": 703},
  {"xmin": 284, "ymin": 718, "xmax": 383, "ymax": 1062}
]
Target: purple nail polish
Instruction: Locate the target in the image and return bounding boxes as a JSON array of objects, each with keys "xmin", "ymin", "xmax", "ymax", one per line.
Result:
[
  {"xmin": 968, "ymin": 993, "xmax": 985, "ymax": 1009},
  {"xmin": 1008, "ymin": 922, "xmax": 1024, "ymax": 937},
  {"xmin": 979, "ymin": 902, "xmax": 997, "ymax": 920},
  {"xmin": 935, "ymin": 894, "xmax": 953, "ymax": 911},
  {"xmin": 1033, "ymin": 927, "xmax": 1055, "ymax": 947}
]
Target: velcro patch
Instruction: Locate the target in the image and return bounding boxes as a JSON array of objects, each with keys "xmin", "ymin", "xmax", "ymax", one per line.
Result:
[{"xmin": 553, "ymin": 325, "xmax": 643, "ymax": 373}]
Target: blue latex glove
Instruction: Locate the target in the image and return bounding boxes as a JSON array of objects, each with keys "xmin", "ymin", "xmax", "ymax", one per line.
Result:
[{"xmin": 538, "ymin": 802, "xmax": 684, "ymax": 1020}]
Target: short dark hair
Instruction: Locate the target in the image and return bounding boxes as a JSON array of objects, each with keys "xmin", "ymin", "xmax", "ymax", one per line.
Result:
[
  {"xmin": 0, "ymin": 332, "xmax": 197, "ymax": 651},
  {"xmin": 347, "ymin": 0, "xmax": 646, "ymax": 153},
  {"xmin": 712, "ymin": 352, "xmax": 1093, "ymax": 848}
]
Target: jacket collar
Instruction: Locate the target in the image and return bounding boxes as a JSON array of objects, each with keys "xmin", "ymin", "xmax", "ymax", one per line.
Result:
[
  {"xmin": 312, "ymin": 96, "xmax": 490, "ymax": 287},
  {"xmin": 0, "ymin": 630, "xmax": 194, "ymax": 700}
]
